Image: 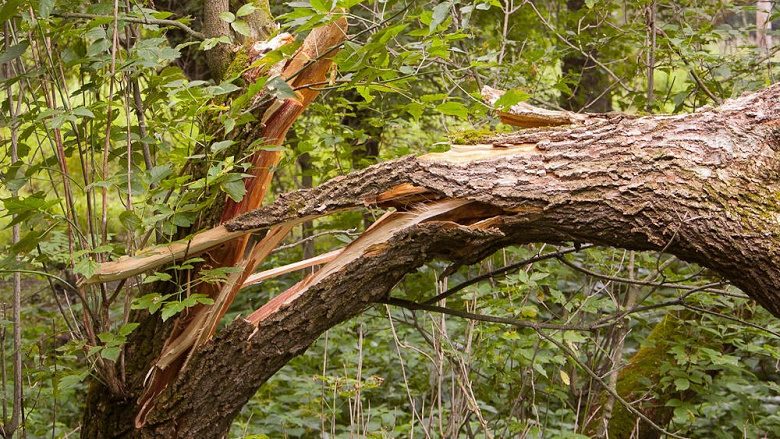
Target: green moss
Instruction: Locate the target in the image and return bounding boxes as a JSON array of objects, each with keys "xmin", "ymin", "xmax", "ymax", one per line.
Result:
[
  {"xmin": 448, "ymin": 128, "xmax": 493, "ymax": 145},
  {"xmin": 607, "ymin": 314, "xmax": 681, "ymax": 438},
  {"xmin": 448, "ymin": 124, "xmax": 513, "ymax": 144},
  {"xmin": 602, "ymin": 310, "xmax": 721, "ymax": 438},
  {"xmin": 224, "ymin": 45, "xmax": 252, "ymax": 81}
]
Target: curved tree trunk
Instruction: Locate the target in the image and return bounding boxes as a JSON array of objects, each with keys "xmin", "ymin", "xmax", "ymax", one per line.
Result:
[{"xmin": 85, "ymin": 84, "xmax": 780, "ymax": 436}]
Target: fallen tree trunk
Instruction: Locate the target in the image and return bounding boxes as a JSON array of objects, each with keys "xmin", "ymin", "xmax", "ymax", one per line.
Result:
[
  {"xmin": 101, "ymin": 84, "xmax": 780, "ymax": 312},
  {"xmin": 96, "ymin": 84, "xmax": 779, "ymax": 436}
]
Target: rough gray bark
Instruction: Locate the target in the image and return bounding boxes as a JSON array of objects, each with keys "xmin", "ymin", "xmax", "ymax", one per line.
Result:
[
  {"xmin": 224, "ymin": 85, "xmax": 780, "ymax": 318},
  {"xmin": 125, "ymin": 84, "xmax": 780, "ymax": 437},
  {"xmin": 202, "ymin": 0, "xmax": 234, "ymax": 81}
]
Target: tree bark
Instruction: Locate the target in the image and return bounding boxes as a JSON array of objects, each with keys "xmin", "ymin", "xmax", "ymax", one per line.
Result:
[
  {"xmin": 87, "ymin": 84, "xmax": 780, "ymax": 436},
  {"xmin": 218, "ymin": 83, "xmax": 780, "ymax": 317}
]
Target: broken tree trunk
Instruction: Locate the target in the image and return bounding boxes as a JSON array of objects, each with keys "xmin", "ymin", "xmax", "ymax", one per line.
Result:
[
  {"xmin": 81, "ymin": 11, "xmax": 348, "ymax": 437},
  {"xmin": 92, "ymin": 84, "xmax": 780, "ymax": 437},
  {"xmin": 134, "ymin": 17, "xmax": 348, "ymax": 426}
]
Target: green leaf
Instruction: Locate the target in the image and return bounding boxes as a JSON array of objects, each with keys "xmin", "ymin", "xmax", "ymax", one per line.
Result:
[
  {"xmin": 219, "ymin": 11, "xmax": 236, "ymax": 23},
  {"xmin": 236, "ymin": 3, "xmax": 258, "ymax": 17},
  {"xmin": 87, "ymin": 345, "xmax": 103, "ymax": 358},
  {"xmin": 404, "ymin": 102, "xmax": 424, "ymax": 120},
  {"xmin": 310, "ymin": 0, "xmax": 332, "ymax": 13},
  {"xmin": 231, "ymin": 19, "xmax": 251, "ymax": 37},
  {"xmin": 223, "ymin": 117, "xmax": 236, "ymax": 134},
  {"xmin": 131, "ymin": 293, "xmax": 167, "ymax": 314},
  {"xmin": 519, "ymin": 305, "xmax": 537, "ymax": 318},
  {"xmin": 532, "ymin": 362, "xmax": 548, "ymax": 378},
  {"xmin": 266, "ymin": 76, "xmax": 297, "ymax": 100},
  {"xmin": 97, "ymin": 332, "xmax": 117, "ymax": 344},
  {"xmin": 118, "ymin": 323, "xmax": 139, "ymax": 337},
  {"xmin": 101, "ymin": 346, "xmax": 121, "ymax": 362},
  {"xmin": 0, "ymin": 0, "xmax": 25, "ymax": 22},
  {"xmin": 73, "ymin": 258, "xmax": 99, "ymax": 279},
  {"xmin": 355, "ymin": 86, "xmax": 374, "ymax": 103},
  {"xmin": 494, "ymin": 89, "xmax": 529, "ymax": 110},
  {"xmin": 87, "ymin": 38, "xmax": 109, "ymax": 57},
  {"xmin": 59, "ymin": 372, "xmax": 88, "ymax": 391},
  {"xmin": 2, "ymin": 192, "xmax": 50, "ymax": 215},
  {"xmin": 436, "ymin": 101, "xmax": 468, "ymax": 118},
  {"xmin": 221, "ymin": 178, "xmax": 247, "ymax": 202},
  {"xmin": 161, "ymin": 302, "xmax": 185, "ymax": 321},
  {"xmin": 421, "ymin": 93, "xmax": 448, "ymax": 102},
  {"xmin": 336, "ymin": 0, "xmax": 361, "ymax": 7},
  {"xmin": 119, "ymin": 211, "xmax": 141, "ymax": 232},
  {"xmin": 149, "ymin": 164, "xmax": 173, "ymax": 184},
  {"xmin": 0, "ymin": 41, "xmax": 29, "ymax": 64},
  {"xmin": 200, "ymin": 36, "xmax": 231, "ymax": 51},
  {"xmin": 38, "ymin": 0, "xmax": 54, "ymax": 18},
  {"xmin": 72, "ymin": 106, "xmax": 95, "ymax": 118},
  {"xmin": 211, "ymin": 140, "xmax": 234, "ymax": 153},
  {"xmin": 430, "ymin": 2, "xmax": 452, "ymax": 33},
  {"xmin": 211, "ymin": 81, "xmax": 241, "ymax": 95},
  {"xmin": 195, "ymin": 296, "xmax": 214, "ymax": 305},
  {"xmin": 674, "ymin": 377, "xmax": 690, "ymax": 391}
]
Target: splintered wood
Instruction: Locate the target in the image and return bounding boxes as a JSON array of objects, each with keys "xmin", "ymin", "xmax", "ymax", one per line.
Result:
[
  {"xmin": 245, "ymin": 199, "xmax": 472, "ymax": 324},
  {"xmin": 82, "ymin": 226, "xmax": 245, "ymax": 284},
  {"xmin": 134, "ymin": 17, "xmax": 349, "ymax": 429}
]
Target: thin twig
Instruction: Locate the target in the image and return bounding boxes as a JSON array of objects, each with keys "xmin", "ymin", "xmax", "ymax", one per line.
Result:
[
  {"xmin": 382, "ymin": 297, "xmax": 597, "ymax": 331},
  {"xmin": 658, "ymin": 28, "xmax": 721, "ymax": 104},
  {"xmin": 54, "ymin": 12, "xmax": 205, "ymax": 40},
  {"xmin": 683, "ymin": 304, "xmax": 780, "ymax": 339},
  {"xmin": 271, "ymin": 229, "xmax": 358, "ymax": 253},
  {"xmin": 526, "ymin": 1, "xmax": 634, "ymax": 94},
  {"xmin": 422, "ymin": 244, "xmax": 594, "ymax": 305},
  {"xmin": 556, "ymin": 255, "xmax": 732, "ymax": 294}
]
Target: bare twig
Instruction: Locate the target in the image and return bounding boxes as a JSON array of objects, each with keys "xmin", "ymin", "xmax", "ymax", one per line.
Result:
[
  {"xmin": 556, "ymin": 255, "xmax": 731, "ymax": 294},
  {"xmin": 54, "ymin": 12, "xmax": 206, "ymax": 40},
  {"xmin": 526, "ymin": 1, "xmax": 634, "ymax": 94},
  {"xmin": 271, "ymin": 229, "xmax": 358, "ymax": 253},
  {"xmin": 658, "ymin": 28, "xmax": 721, "ymax": 104},
  {"xmin": 422, "ymin": 245, "xmax": 595, "ymax": 305},
  {"xmin": 382, "ymin": 297, "xmax": 597, "ymax": 331}
]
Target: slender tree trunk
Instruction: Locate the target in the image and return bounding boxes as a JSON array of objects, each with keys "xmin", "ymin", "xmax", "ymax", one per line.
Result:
[
  {"xmin": 560, "ymin": 0, "xmax": 613, "ymax": 112},
  {"xmin": 756, "ymin": 0, "xmax": 774, "ymax": 53}
]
